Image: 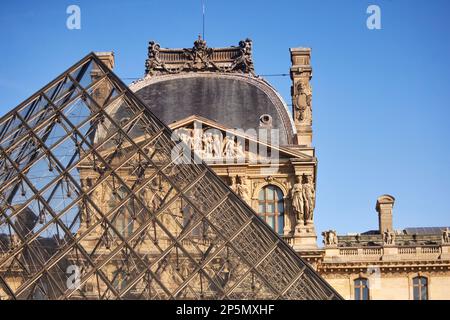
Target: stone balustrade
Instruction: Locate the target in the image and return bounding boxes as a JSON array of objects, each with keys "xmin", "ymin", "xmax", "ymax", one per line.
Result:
[{"xmin": 323, "ymin": 245, "xmax": 448, "ymax": 262}]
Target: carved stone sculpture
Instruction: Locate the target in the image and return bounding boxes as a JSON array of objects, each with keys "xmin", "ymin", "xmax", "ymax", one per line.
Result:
[
  {"xmin": 229, "ymin": 176, "xmax": 237, "ymax": 193},
  {"xmin": 145, "ymin": 41, "xmax": 163, "ymax": 75},
  {"xmin": 303, "ymin": 175, "xmax": 315, "ymax": 224},
  {"xmin": 290, "ymin": 175, "xmax": 305, "ymax": 224},
  {"xmin": 294, "ymin": 78, "xmax": 312, "ymax": 125},
  {"xmin": 223, "ymin": 136, "xmax": 236, "ymax": 157},
  {"xmin": 175, "ymin": 126, "xmax": 247, "ymax": 162},
  {"xmin": 322, "ymin": 230, "xmax": 338, "ymax": 246},
  {"xmin": 212, "ymin": 133, "xmax": 222, "ymax": 158},
  {"xmin": 184, "ymin": 36, "xmax": 215, "ymax": 71},
  {"xmin": 230, "ymin": 38, "xmax": 255, "ymax": 74},
  {"xmin": 144, "ymin": 38, "xmax": 257, "ymax": 76},
  {"xmin": 203, "ymin": 132, "xmax": 213, "ymax": 158},
  {"xmin": 235, "ymin": 176, "xmax": 250, "ymax": 204},
  {"xmin": 442, "ymin": 227, "xmax": 450, "ymax": 244},
  {"xmin": 383, "ymin": 230, "xmax": 395, "ymax": 245}
]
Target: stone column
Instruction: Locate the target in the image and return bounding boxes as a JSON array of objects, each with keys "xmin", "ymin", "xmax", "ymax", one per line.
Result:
[{"xmin": 290, "ymin": 48, "xmax": 313, "ymax": 147}]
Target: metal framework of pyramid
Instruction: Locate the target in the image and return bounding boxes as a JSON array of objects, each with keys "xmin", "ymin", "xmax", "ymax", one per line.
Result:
[{"xmin": 0, "ymin": 53, "xmax": 341, "ymax": 300}]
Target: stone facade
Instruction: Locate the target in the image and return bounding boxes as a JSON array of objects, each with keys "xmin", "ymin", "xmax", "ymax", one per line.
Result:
[
  {"xmin": 96, "ymin": 42, "xmax": 450, "ymax": 300},
  {"xmin": 132, "ymin": 40, "xmax": 450, "ymax": 300},
  {"xmin": 2, "ymin": 39, "xmax": 446, "ymax": 300}
]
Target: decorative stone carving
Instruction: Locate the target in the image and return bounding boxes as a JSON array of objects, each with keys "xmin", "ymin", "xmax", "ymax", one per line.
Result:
[
  {"xmin": 144, "ymin": 37, "xmax": 256, "ymax": 76},
  {"xmin": 235, "ymin": 176, "xmax": 250, "ymax": 204},
  {"xmin": 174, "ymin": 127, "xmax": 245, "ymax": 161},
  {"xmin": 229, "ymin": 38, "xmax": 255, "ymax": 74},
  {"xmin": 290, "ymin": 174, "xmax": 315, "ymax": 226},
  {"xmin": 322, "ymin": 230, "xmax": 338, "ymax": 246},
  {"xmin": 223, "ymin": 136, "xmax": 235, "ymax": 158},
  {"xmin": 203, "ymin": 132, "xmax": 213, "ymax": 158},
  {"xmin": 303, "ymin": 175, "xmax": 315, "ymax": 224},
  {"xmin": 229, "ymin": 176, "xmax": 237, "ymax": 192},
  {"xmin": 184, "ymin": 36, "xmax": 215, "ymax": 71},
  {"xmin": 145, "ymin": 41, "xmax": 164, "ymax": 75},
  {"xmin": 294, "ymin": 78, "xmax": 312, "ymax": 125},
  {"xmin": 290, "ymin": 175, "xmax": 305, "ymax": 224},
  {"xmin": 383, "ymin": 230, "xmax": 396, "ymax": 245},
  {"xmin": 212, "ymin": 133, "xmax": 222, "ymax": 158},
  {"xmin": 442, "ymin": 227, "xmax": 450, "ymax": 244}
]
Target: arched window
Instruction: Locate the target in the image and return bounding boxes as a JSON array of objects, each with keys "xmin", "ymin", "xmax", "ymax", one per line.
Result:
[
  {"xmin": 413, "ymin": 276, "xmax": 428, "ymax": 300},
  {"xmin": 257, "ymin": 185, "xmax": 284, "ymax": 235},
  {"xmin": 354, "ymin": 278, "xmax": 369, "ymax": 300},
  {"xmin": 108, "ymin": 187, "xmax": 134, "ymax": 237}
]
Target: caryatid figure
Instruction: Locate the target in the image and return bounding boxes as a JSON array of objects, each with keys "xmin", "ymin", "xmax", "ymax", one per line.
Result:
[
  {"xmin": 303, "ymin": 175, "xmax": 315, "ymax": 224},
  {"xmin": 290, "ymin": 175, "xmax": 305, "ymax": 223}
]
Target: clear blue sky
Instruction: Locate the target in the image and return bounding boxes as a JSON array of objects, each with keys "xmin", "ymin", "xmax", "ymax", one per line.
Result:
[{"xmin": 1, "ymin": 0, "xmax": 449, "ymax": 236}]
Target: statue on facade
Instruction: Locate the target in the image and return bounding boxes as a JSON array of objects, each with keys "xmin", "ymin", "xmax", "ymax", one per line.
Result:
[
  {"xmin": 234, "ymin": 140, "xmax": 245, "ymax": 159},
  {"xmin": 303, "ymin": 175, "xmax": 315, "ymax": 224},
  {"xmin": 229, "ymin": 176, "xmax": 237, "ymax": 193},
  {"xmin": 383, "ymin": 230, "xmax": 395, "ymax": 245},
  {"xmin": 203, "ymin": 132, "xmax": 213, "ymax": 158},
  {"xmin": 230, "ymin": 38, "xmax": 255, "ymax": 74},
  {"xmin": 212, "ymin": 133, "xmax": 222, "ymax": 158},
  {"xmin": 185, "ymin": 35, "xmax": 214, "ymax": 70},
  {"xmin": 442, "ymin": 227, "xmax": 450, "ymax": 244},
  {"xmin": 223, "ymin": 135, "xmax": 236, "ymax": 157},
  {"xmin": 294, "ymin": 78, "xmax": 312, "ymax": 125},
  {"xmin": 322, "ymin": 230, "xmax": 338, "ymax": 246},
  {"xmin": 192, "ymin": 127, "xmax": 203, "ymax": 151},
  {"xmin": 235, "ymin": 176, "xmax": 250, "ymax": 204},
  {"xmin": 290, "ymin": 175, "xmax": 305, "ymax": 224},
  {"xmin": 145, "ymin": 41, "xmax": 164, "ymax": 75}
]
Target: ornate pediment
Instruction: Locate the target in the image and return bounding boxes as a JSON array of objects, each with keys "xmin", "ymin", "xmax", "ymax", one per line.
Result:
[
  {"xmin": 145, "ymin": 36, "xmax": 255, "ymax": 76},
  {"xmin": 169, "ymin": 115, "xmax": 313, "ymax": 164}
]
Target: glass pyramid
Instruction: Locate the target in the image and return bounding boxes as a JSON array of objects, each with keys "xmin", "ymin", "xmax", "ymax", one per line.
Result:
[{"xmin": 0, "ymin": 53, "xmax": 341, "ymax": 300}]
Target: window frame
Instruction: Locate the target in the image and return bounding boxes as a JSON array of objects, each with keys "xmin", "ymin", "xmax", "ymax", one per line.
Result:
[
  {"xmin": 353, "ymin": 277, "xmax": 370, "ymax": 300},
  {"xmin": 412, "ymin": 276, "xmax": 428, "ymax": 301},
  {"xmin": 257, "ymin": 185, "xmax": 285, "ymax": 235}
]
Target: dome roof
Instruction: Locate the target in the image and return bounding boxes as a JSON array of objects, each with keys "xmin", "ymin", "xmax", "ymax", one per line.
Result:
[{"xmin": 129, "ymin": 73, "xmax": 294, "ymax": 145}]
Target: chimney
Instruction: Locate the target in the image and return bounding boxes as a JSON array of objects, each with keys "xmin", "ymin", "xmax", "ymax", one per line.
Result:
[
  {"xmin": 289, "ymin": 47, "xmax": 313, "ymax": 147},
  {"xmin": 95, "ymin": 51, "xmax": 115, "ymax": 70},
  {"xmin": 376, "ymin": 194, "xmax": 395, "ymax": 233}
]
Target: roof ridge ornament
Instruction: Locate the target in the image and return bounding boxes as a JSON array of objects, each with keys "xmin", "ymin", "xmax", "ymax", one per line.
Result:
[{"xmin": 145, "ymin": 38, "xmax": 256, "ymax": 76}]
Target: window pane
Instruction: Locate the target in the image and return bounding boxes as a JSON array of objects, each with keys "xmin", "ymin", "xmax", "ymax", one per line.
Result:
[
  {"xmin": 421, "ymin": 287, "xmax": 427, "ymax": 300},
  {"xmin": 278, "ymin": 202, "xmax": 284, "ymax": 213},
  {"xmin": 267, "ymin": 203, "xmax": 274, "ymax": 213},
  {"xmin": 267, "ymin": 216, "xmax": 275, "ymax": 229},
  {"xmin": 277, "ymin": 215, "xmax": 284, "ymax": 235},
  {"xmin": 413, "ymin": 287, "xmax": 420, "ymax": 300},
  {"xmin": 266, "ymin": 188, "xmax": 274, "ymax": 200},
  {"xmin": 420, "ymin": 278, "xmax": 427, "ymax": 286},
  {"xmin": 362, "ymin": 287, "xmax": 369, "ymax": 300},
  {"xmin": 355, "ymin": 287, "xmax": 360, "ymax": 300},
  {"xmin": 258, "ymin": 203, "xmax": 265, "ymax": 213},
  {"xmin": 275, "ymin": 189, "xmax": 283, "ymax": 201},
  {"xmin": 258, "ymin": 189, "xmax": 265, "ymax": 200}
]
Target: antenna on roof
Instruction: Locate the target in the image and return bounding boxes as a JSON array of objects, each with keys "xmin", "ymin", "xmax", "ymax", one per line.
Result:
[{"xmin": 201, "ymin": 0, "xmax": 206, "ymax": 40}]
